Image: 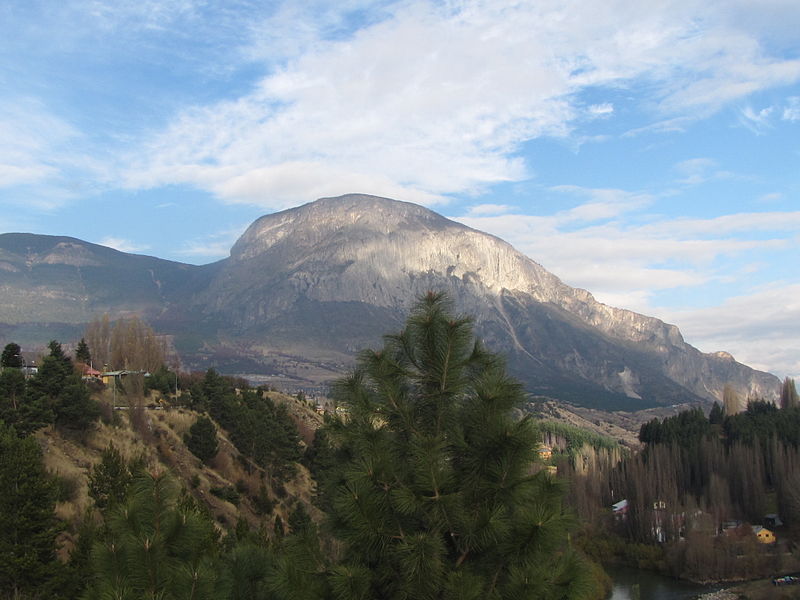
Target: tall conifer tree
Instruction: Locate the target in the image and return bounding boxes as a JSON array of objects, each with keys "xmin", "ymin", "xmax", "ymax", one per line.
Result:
[
  {"xmin": 84, "ymin": 472, "xmax": 221, "ymax": 599},
  {"xmin": 324, "ymin": 292, "xmax": 596, "ymax": 600},
  {"xmin": 0, "ymin": 424, "xmax": 62, "ymax": 598}
]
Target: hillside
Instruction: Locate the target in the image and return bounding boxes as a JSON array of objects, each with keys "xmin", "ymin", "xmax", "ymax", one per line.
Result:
[{"xmin": 40, "ymin": 385, "xmax": 324, "ymax": 557}]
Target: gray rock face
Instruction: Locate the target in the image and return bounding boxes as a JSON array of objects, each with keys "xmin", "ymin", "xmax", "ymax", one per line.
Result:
[
  {"xmin": 195, "ymin": 194, "xmax": 778, "ymax": 409},
  {"xmin": 0, "ymin": 195, "xmax": 779, "ymax": 410}
]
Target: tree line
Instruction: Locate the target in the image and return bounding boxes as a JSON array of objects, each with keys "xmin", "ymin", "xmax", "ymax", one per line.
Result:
[{"xmin": 565, "ymin": 388, "xmax": 800, "ymax": 583}]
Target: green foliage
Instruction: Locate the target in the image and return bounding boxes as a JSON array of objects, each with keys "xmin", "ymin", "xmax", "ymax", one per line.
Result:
[
  {"xmin": 196, "ymin": 369, "xmax": 302, "ymax": 480},
  {"xmin": 75, "ymin": 338, "xmax": 91, "ymax": 365},
  {"xmin": 1, "ymin": 342, "xmax": 22, "ymax": 368},
  {"xmin": 186, "ymin": 415, "xmax": 219, "ymax": 464},
  {"xmin": 88, "ymin": 443, "xmax": 137, "ymax": 511},
  {"xmin": 638, "ymin": 407, "xmax": 710, "ymax": 446},
  {"xmin": 640, "ymin": 401, "xmax": 800, "ymax": 451},
  {"xmin": 210, "ymin": 485, "xmax": 241, "ymax": 506},
  {"xmin": 0, "ymin": 366, "xmax": 52, "ymax": 436},
  {"xmin": 323, "ymin": 292, "xmax": 598, "ymax": 599},
  {"xmin": 708, "ymin": 401, "xmax": 723, "ymax": 425},
  {"xmin": 84, "ymin": 472, "xmax": 222, "ymax": 600},
  {"xmin": 52, "ymin": 472, "xmax": 81, "ymax": 503},
  {"xmin": 0, "ymin": 423, "xmax": 63, "ymax": 599},
  {"xmin": 53, "ymin": 373, "xmax": 100, "ymax": 430},
  {"xmin": 725, "ymin": 402, "xmax": 800, "ymax": 446},
  {"xmin": 16, "ymin": 340, "xmax": 100, "ymax": 434},
  {"xmin": 538, "ymin": 420, "xmax": 619, "ymax": 454},
  {"xmin": 145, "ymin": 364, "xmax": 177, "ymax": 396},
  {"xmin": 288, "ymin": 503, "xmax": 313, "ymax": 535},
  {"xmin": 251, "ymin": 485, "xmax": 275, "ymax": 516}
]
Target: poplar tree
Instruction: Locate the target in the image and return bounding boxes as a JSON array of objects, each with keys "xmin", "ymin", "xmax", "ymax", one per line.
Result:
[
  {"xmin": 780, "ymin": 377, "xmax": 799, "ymax": 410},
  {"xmin": 324, "ymin": 292, "xmax": 595, "ymax": 600},
  {"xmin": 722, "ymin": 384, "xmax": 741, "ymax": 416}
]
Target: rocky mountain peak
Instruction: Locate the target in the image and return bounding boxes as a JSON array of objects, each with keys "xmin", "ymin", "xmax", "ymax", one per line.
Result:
[{"xmin": 231, "ymin": 194, "xmax": 456, "ymax": 261}]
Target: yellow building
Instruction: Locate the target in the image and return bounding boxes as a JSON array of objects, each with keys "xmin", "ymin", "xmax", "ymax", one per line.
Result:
[
  {"xmin": 537, "ymin": 445, "xmax": 552, "ymax": 461},
  {"xmin": 753, "ymin": 526, "xmax": 776, "ymax": 544}
]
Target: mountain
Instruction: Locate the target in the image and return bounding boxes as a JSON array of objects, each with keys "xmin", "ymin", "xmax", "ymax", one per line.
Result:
[{"xmin": 0, "ymin": 195, "xmax": 780, "ymax": 410}]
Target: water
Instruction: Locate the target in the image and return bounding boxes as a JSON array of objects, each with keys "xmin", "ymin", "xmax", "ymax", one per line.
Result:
[{"xmin": 607, "ymin": 565, "xmax": 722, "ymax": 600}]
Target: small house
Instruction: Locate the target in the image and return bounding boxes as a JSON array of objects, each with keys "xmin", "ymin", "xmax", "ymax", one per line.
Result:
[
  {"xmin": 753, "ymin": 526, "xmax": 776, "ymax": 544},
  {"xmin": 536, "ymin": 445, "xmax": 552, "ymax": 461}
]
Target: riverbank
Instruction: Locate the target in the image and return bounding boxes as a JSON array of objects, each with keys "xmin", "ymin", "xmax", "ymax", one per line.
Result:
[
  {"xmin": 695, "ymin": 591, "xmax": 739, "ymax": 600},
  {"xmin": 696, "ymin": 578, "xmax": 800, "ymax": 599}
]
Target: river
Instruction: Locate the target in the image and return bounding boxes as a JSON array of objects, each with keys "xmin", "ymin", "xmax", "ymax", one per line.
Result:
[{"xmin": 607, "ymin": 565, "xmax": 725, "ymax": 599}]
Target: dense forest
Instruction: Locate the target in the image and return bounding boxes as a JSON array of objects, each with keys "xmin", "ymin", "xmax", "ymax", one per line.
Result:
[
  {"xmin": 0, "ymin": 296, "xmax": 609, "ymax": 599},
  {"xmin": 564, "ymin": 387, "xmax": 800, "ymax": 583}
]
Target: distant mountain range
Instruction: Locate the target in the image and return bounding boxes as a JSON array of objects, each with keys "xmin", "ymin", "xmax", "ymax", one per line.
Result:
[{"xmin": 0, "ymin": 194, "xmax": 779, "ymax": 411}]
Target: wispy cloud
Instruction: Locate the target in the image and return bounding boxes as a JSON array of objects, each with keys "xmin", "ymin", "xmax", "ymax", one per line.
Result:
[
  {"xmin": 0, "ymin": 99, "xmax": 78, "ymax": 190},
  {"xmin": 176, "ymin": 225, "xmax": 249, "ymax": 261},
  {"xmin": 465, "ymin": 204, "xmax": 514, "ymax": 216},
  {"xmin": 121, "ymin": 1, "xmax": 800, "ymax": 209},
  {"xmin": 454, "ymin": 197, "xmax": 799, "ymax": 318},
  {"xmin": 783, "ymin": 96, "xmax": 800, "ymax": 121},
  {"xmin": 660, "ymin": 283, "xmax": 800, "ymax": 379},
  {"xmin": 673, "ymin": 158, "xmax": 735, "ymax": 185},
  {"xmin": 739, "ymin": 105, "xmax": 775, "ymax": 134},
  {"xmin": 99, "ymin": 236, "xmax": 150, "ymax": 253}
]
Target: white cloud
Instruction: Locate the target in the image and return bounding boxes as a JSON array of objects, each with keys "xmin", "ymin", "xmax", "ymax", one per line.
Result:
[
  {"xmin": 757, "ymin": 192, "xmax": 784, "ymax": 203},
  {"xmin": 99, "ymin": 237, "xmax": 150, "ymax": 253},
  {"xmin": 587, "ymin": 103, "xmax": 614, "ymax": 116},
  {"xmin": 674, "ymin": 158, "xmax": 717, "ymax": 185},
  {"xmin": 739, "ymin": 105, "xmax": 775, "ymax": 134},
  {"xmin": 176, "ymin": 225, "xmax": 250, "ymax": 261},
  {"xmin": 124, "ymin": 0, "xmax": 800, "ymax": 209},
  {"xmin": 454, "ymin": 196, "xmax": 797, "ymax": 318},
  {"xmin": 783, "ymin": 96, "xmax": 800, "ymax": 121},
  {"xmin": 549, "ymin": 186, "xmax": 653, "ymax": 221},
  {"xmin": 660, "ymin": 283, "xmax": 800, "ymax": 379},
  {"xmin": 0, "ymin": 99, "xmax": 77, "ymax": 190},
  {"xmin": 465, "ymin": 203, "xmax": 514, "ymax": 216}
]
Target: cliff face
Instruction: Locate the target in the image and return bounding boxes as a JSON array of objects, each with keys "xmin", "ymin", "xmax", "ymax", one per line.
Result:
[
  {"xmin": 0, "ymin": 195, "xmax": 780, "ymax": 410},
  {"xmin": 195, "ymin": 194, "xmax": 778, "ymax": 408}
]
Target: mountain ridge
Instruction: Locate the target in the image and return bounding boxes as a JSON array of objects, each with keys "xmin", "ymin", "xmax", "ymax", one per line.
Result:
[{"xmin": 0, "ymin": 194, "xmax": 780, "ymax": 410}]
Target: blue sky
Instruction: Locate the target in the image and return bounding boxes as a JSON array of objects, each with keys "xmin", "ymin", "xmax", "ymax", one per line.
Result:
[{"xmin": 1, "ymin": 0, "xmax": 798, "ymax": 380}]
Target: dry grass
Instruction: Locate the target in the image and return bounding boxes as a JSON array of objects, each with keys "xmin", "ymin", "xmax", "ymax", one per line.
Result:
[{"xmin": 37, "ymin": 389, "xmax": 325, "ymax": 548}]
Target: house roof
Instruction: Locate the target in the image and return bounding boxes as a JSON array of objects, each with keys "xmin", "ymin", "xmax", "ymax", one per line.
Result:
[
  {"xmin": 753, "ymin": 526, "xmax": 774, "ymax": 536},
  {"xmin": 612, "ymin": 499, "xmax": 628, "ymax": 512}
]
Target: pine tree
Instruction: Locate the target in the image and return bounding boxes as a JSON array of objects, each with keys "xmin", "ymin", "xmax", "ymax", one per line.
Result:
[
  {"xmin": 1, "ymin": 342, "xmax": 23, "ymax": 368},
  {"xmin": 0, "ymin": 423, "xmax": 63, "ymax": 598},
  {"xmin": 88, "ymin": 443, "xmax": 135, "ymax": 510},
  {"xmin": 708, "ymin": 401, "xmax": 723, "ymax": 425},
  {"xmin": 24, "ymin": 340, "xmax": 99, "ymax": 431},
  {"xmin": 323, "ymin": 292, "xmax": 597, "ymax": 600},
  {"xmin": 0, "ymin": 366, "xmax": 52, "ymax": 437},
  {"xmin": 75, "ymin": 338, "xmax": 92, "ymax": 365},
  {"xmin": 186, "ymin": 416, "xmax": 219, "ymax": 464},
  {"xmin": 84, "ymin": 472, "xmax": 221, "ymax": 599}
]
